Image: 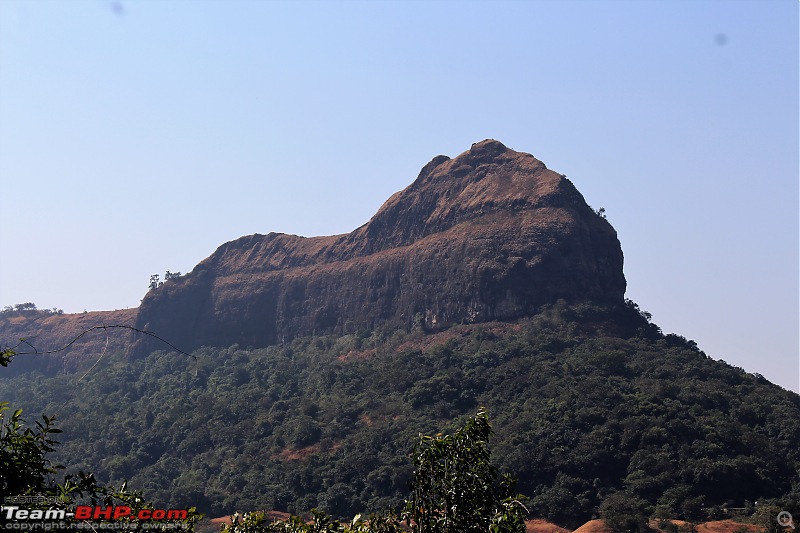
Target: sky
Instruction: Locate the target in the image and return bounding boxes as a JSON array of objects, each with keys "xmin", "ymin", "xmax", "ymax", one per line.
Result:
[{"xmin": 0, "ymin": 0, "xmax": 797, "ymax": 391}]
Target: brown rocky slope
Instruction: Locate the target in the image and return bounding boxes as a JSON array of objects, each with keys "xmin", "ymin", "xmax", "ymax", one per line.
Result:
[
  {"xmin": 129, "ymin": 139, "xmax": 625, "ymax": 356},
  {"xmin": 1, "ymin": 140, "xmax": 626, "ymax": 364},
  {"xmin": 0, "ymin": 309, "xmax": 137, "ymax": 373}
]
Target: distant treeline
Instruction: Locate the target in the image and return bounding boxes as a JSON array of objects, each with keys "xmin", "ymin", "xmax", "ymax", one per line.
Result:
[{"xmin": 1, "ymin": 302, "xmax": 63, "ymax": 316}]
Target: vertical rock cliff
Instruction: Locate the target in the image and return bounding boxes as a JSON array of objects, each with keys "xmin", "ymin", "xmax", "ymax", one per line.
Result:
[{"xmin": 130, "ymin": 140, "xmax": 625, "ymax": 355}]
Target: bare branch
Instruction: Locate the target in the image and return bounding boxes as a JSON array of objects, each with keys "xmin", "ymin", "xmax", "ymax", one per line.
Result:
[{"xmin": 6, "ymin": 324, "xmax": 196, "ymax": 361}]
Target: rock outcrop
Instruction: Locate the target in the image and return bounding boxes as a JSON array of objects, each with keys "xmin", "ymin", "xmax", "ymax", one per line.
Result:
[
  {"xmin": 129, "ymin": 140, "xmax": 625, "ymax": 355},
  {"xmin": 0, "ymin": 140, "xmax": 626, "ymax": 365}
]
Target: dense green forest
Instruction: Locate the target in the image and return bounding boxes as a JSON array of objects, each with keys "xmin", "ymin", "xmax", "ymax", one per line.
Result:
[{"xmin": 1, "ymin": 301, "xmax": 799, "ymax": 529}]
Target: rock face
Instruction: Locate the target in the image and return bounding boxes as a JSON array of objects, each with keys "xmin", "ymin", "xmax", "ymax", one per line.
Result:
[{"xmin": 129, "ymin": 140, "xmax": 626, "ymax": 356}]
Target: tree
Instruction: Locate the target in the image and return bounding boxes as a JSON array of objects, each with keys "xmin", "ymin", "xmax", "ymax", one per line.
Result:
[
  {"xmin": 220, "ymin": 410, "xmax": 527, "ymax": 533},
  {"xmin": 599, "ymin": 491, "xmax": 651, "ymax": 533},
  {"xmin": 149, "ymin": 271, "xmax": 181, "ymax": 290},
  {"xmin": 0, "ymin": 345, "xmax": 14, "ymax": 367},
  {"xmin": 0, "ymin": 401, "xmax": 62, "ymax": 496},
  {"xmin": 402, "ymin": 408, "xmax": 527, "ymax": 533},
  {"xmin": 0, "ymin": 346, "xmax": 202, "ymax": 531}
]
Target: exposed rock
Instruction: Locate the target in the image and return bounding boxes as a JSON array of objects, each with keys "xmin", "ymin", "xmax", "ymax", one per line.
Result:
[
  {"xmin": 0, "ymin": 140, "xmax": 625, "ymax": 365},
  {"xmin": 129, "ymin": 140, "xmax": 625, "ymax": 355}
]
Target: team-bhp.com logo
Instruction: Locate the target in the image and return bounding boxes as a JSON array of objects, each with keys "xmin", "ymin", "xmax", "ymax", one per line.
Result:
[
  {"xmin": 1, "ymin": 502, "xmax": 191, "ymax": 530},
  {"xmin": 3, "ymin": 507, "xmax": 188, "ymax": 521},
  {"xmin": 72, "ymin": 507, "xmax": 188, "ymax": 521}
]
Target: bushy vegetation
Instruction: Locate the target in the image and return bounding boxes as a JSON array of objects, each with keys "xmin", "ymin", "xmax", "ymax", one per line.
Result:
[
  {"xmin": 0, "ymin": 346, "xmax": 202, "ymax": 531},
  {"xmin": 220, "ymin": 409, "xmax": 526, "ymax": 533},
  {"xmin": 1, "ymin": 301, "xmax": 799, "ymax": 528},
  {"xmin": 149, "ymin": 271, "xmax": 182, "ymax": 290},
  {"xmin": 1, "ymin": 302, "xmax": 63, "ymax": 316}
]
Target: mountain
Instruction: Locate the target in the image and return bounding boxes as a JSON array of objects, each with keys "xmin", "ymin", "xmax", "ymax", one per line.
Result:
[
  {"xmin": 1, "ymin": 140, "xmax": 798, "ymax": 529},
  {"xmin": 1, "ymin": 140, "xmax": 624, "ymax": 363},
  {"xmin": 2, "ymin": 305, "xmax": 798, "ymax": 529},
  {"xmin": 131, "ymin": 139, "xmax": 624, "ymax": 355}
]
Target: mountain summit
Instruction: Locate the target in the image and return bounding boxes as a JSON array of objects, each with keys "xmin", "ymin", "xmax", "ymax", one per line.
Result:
[{"xmin": 131, "ymin": 140, "xmax": 625, "ymax": 355}]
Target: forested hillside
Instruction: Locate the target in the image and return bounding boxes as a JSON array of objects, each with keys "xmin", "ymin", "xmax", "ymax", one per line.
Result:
[{"xmin": 2, "ymin": 300, "xmax": 798, "ymax": 529}]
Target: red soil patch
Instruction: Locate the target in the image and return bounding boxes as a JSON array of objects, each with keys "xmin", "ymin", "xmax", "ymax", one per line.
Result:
[
  {"xmin": 572, "ymin": 519, "xmax": 613, "ymax": 533},
  {"xmin": 696, "ymin": 520, "xmax": 764, "ymax": 533},
  {"xmin": 272, "ymin": 442, "xmax": 341, "ymax": 461},
  {"xmin": 210, "ymin": 510, "xmax": 292, "ymax": 525},
  {"xmin": 525, "ymin": 518, "xmax": 570, "ymax": 532},
  {"xmin": 272, "ymin": 443, "xmax": 321, "ymax": 461}
]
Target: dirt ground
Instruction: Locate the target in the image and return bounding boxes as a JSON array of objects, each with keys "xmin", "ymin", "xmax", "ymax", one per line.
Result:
[{"xmin": 525, "ymin": 518, "xmax": 571, "ymax": 532}]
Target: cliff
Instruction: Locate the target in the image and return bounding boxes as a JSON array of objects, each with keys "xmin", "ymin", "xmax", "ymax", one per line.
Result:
[
  {"xmin": 0, "ymin": 140, "xmax": 626, "ymax": 364},
  {"xmin": 129, "ymin": 139, "xmax": 625, "ymax": 355}
]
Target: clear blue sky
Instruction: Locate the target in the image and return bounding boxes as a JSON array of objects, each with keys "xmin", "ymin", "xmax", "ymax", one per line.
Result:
[{"xmin": 0, "ymin": 0, "xmax": 797, "ymax": 391}]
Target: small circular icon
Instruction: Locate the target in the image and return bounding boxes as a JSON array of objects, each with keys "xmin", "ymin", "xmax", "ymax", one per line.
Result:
[{"xmin": 778, "ymin": 511, "xmax": 795, "ymax": 530}]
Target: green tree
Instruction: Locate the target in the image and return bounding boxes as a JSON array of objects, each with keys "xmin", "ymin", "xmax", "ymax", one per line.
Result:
[
  {"xmin": 0, "ymin": 401, "xmax": 62, "ymax": 496},
  {"xmin": 598, "ymin": 491, "xmax": 651, "ymax": 533},
  {"xmin": 0, "ymin": 346, "xmax": 202, "ymax": 531},
  {"xmin": 164, "ymin": 271, "xmax": 182, "ymax": 281},
  {"xmin": 221, "ymin": 509, "xmax": 402, "ymax": 533},
  {"xmin": 0, "ymin": 345, "xmax": 14, "ymax": 367},
  {"xmin": 220, "ymin": 410, "xmax": 526, "ymax": 533},
  {"xmin": 402, "ymin": 408, "xmax": 527, "ymax": 533}
]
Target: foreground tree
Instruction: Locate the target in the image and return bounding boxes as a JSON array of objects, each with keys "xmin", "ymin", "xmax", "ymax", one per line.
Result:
[
  {"xmin": 598, "ymin": 491, "xmax": 650, "ymax": 533},
  {"xmin": 403, "ymin": 408, "xmax": 527, "ymax": 533},
  {"xmin": 0, "ymin": 346, "xmax": 202, "ymax": 531},
  {"xmin": 221, "ymin": 409, "xmax": 527, "ymax": 533}
]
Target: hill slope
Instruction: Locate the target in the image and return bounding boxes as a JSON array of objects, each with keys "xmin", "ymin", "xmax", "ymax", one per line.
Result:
[
  {"xmin": 1, "ymin": 303, "xmax": 798, "ymax": 529},
  {"xmin": 0, "ymin": 308, "xmax": 136, "ymax": 374},
  {"xmin": 1, "ymin": 140, "xmax": 797, "ymax": 529}
]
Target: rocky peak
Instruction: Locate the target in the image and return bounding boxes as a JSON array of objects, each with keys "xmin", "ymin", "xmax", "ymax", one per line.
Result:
[
  {"xmin": 128, "ymin": 140, "xmax": 625, "ymax": 355},
  {"xmin": 0, "ymin": 141, "xmax": 627, "ymax": 363},
  {"xmin": 345, "ymin": 139, "xmax": 576, "ymax": 255}
]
